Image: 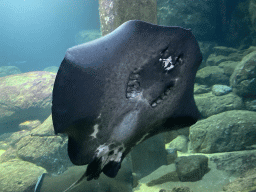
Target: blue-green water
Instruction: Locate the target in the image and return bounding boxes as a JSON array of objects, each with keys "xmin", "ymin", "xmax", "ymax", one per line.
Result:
[
  {"xmin": 0, "ymin": 0, "xmax": 256, "ymax": 192},
  {"xmin": 0, "ymin": 0, "xmax": 100, "ymax": 72}
]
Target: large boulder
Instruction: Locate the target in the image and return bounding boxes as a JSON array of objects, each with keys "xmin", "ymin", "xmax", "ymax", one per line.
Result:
[
  {"xmin": 175, "ymin": 155, "xmax": 209, "ymax": 182},
  {"xmin": 205, "ymin": 54, "xmax": 231, "ymax": 67},
  {"xmin": 157, "ymin": 0, "xmax": 216, "ymax": 41},
  {"xmin": 230, "ymin": 51, "xmax": 256, "ymax": 98},
  {"xmin": 0, "ymin": 71, "xmax": 55, "ymax": 133},
  {"xmin": 0, "ymin": 66, "xmax": 21, "ymax": 77},
  {"xmin": 165, "ymin": 135, "xmax": 188, "ymax": 153},
  {"xmin": 211, "ymin": 85, "xmax": 232, "ymax": 96},
  {"xmin": 30, "ymin": 114, "xmax": 55, "ymax": 136},
  {"xmin": 43, "ymin": 66, "xmax": 58, "ymax": 73},
  {"xmin": 195, "ymin": 66, "xmax": 229, "ymax": 86},
  {"xmin": 245, "ymin": 98, "xmax": 256, "ymax": 111},
  {"xmin": 194, "ymin": 92, "xmax": 243, "ymax": 118},
  {"xmin": 211, "ymin": 46, "xmax": 240, "ymax": 57},
  {"xmin": 0, "ymin": 159, "xmax": 46, "ymax": 192},
  {"xmin": 218, "ymin": 61, "xmax": 240, "ymax": 77},
  {"xmin": 189, "ymin": 110, "xmax": 256, "ymax": 153},
  {"xmin": 75, "ymin": 29, "xmax": 101, "ymax": 44},
  {"xmin": 222, "ymin": 167, "xmax": 256, "ymax": 192},
  {"xmin": 16, "ymin": 115, "xmax": 72, "ymax": 174},
  {"xmin": 16, "ymin": 135, "xmax": 71, "ymax": 174},
  {"xmin": 210, "ymin": 150, "xmax": 256, "ymax": 176}
]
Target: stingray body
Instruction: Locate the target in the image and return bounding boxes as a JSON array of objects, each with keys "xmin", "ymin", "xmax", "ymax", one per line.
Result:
[{"xmin": 52, "ymin": 20, "xmax": 202, "ymax": 182}]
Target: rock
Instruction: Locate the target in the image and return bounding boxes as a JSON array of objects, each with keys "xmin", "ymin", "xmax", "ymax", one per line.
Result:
[
  {"xmin": 218, "ymin": 61, "xmax": 240, "ymax": 76},
  {"xmin": 189, "ymin": 110, "xmax": 256, "ymax": 153},
  {"xmin": 212, "ymin": 84, "xmax": 232, "ymax": 96},
  {"xmin": 230, "ymin": 51, "xmax": 256, "ymax": 97},
  {"xmin": 135, "ymin": 153, "xmax": 232, "ymax": 191},
  {"xmin": 194, "ymin": 84, "xmax": 211, "ymax": 94},
  {"xmin": 16, "ymin": 135, "xmax": 72, "ymax": 174},
  {"xmin": 194, "ymin": 92, "xmax": 243, "ymax": 118},
  {"xmin": 0, "ymin": 149, "xmax": 5, "ymax": 156},
  {"xmin": 132, "ymin": 172, "xmax": 139, "ymax": 188},
  {"xmin": 245, "ymin": 98, "xmax": 256, "ymax": 111},
  {"xmin": 0, "ymin": 159, "xmax": 46, "ymax": 192},
  {"xmin": 0, "ymin": 141, "xmax": 9, "ymax": 150},
  {"xmin": 166, "ymin": 148, "xmax": 178, "ymax": 165},
  {"xmin": 0, "ymin": 66, "xmax": 21, "ymax": 77},
  {"xmin": 0, "ymin": 71, "xmax": 55, "ymax": 133},
  {"xmin": 43, "ymin": 66, "xmax": 58, "ymax": 73},
  {"xmin": 1, "ymin": 115, "xmax": 70, "ymax": 172},
  {"xmin": 6, "ymin": 130, "xmax": 31, "ymax": 146},
  {"xmin": 166, "ymin": 135, "xmax": 188, "ymax": 153},
  {"xmin": 159, "ymin": 187, "xmax": 193, "ymax": 192},
  {"xmin": 164, "ymin": 126, "xmax": 190, "ymax": 144},
  {"xmin": 0, "ymin": 132, "xmax": 12, "ymax": 141},
  {"xmin": 19, "ymin": 119, "xmax": 41, "ymax": 131},
  {"xmin": 249, "ymin": 0, "xmax": 256, "ymax": 32},
  {"xmin": 241, "ymin": 46, "xmax": 256, "ymax": 57},
  {"xmin": 197, "ymin": 41, "xmax": 217, "ymax": 68},
  {"xmin": 30, "ymin": 114, "xmax": 55, "ymax": 136},
  {"xmin": 205, "ymin": 46, "xmax": 242, "ymax": 67},
  {"xmin": 222, "ymin": 167, "xmax": 256, "ymax": 192},
  {"xmin": 175, "ymin": 155, "xmax": 209, "ymax": 182},
  {"xmin": 157, "ymin": 0, "xmax": 217, "ymax": 42},
  {"xmin": 212, "ymin": 46, "xmax": 239, "ymax": 56},
  {"xmin": 142, "ymin": 164, "xmax": 179, "ymax": 186},
  {"xmin": 206, "ymin": 54, "xmax": 230, "ymax": 66},
  {"xmin": 210, "ymin": 150, "xmax": 256, "ymax": 176},
  {"xmin": 0, "ymin": 147, "xmax": 17, "ymax": 163},
  {"xmin": 171, "ymin": 186, "xmax": 193, "ymax": 192},
  {"xmin": 75, "ymin": 29, "xmax": 101, "ymax": 44},
  {"xmin": 196, "ymin": 66, "xmax": 229, "ymax": 86},
  {"xmin": 159, "ymin": 189, "xmax": 171, "ymax": 192}
]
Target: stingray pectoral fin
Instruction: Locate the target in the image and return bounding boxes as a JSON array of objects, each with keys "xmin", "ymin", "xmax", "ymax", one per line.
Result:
[
  {"xmin": 102, "ymin": 161, "xmax": 121, "ymax": 178},
  {"xmin": 85, "ymin": 142, "xmax": 125, "ymax": 180},
  {"xmin": 67, "ymin": 136, "xmax": 99, "ymax": 165},
  {"xmin": 85, "ymin": 156, "xmax": 103, "ymax": 181}
]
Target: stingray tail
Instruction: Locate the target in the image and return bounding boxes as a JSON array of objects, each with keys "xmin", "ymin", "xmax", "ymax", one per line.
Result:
[
  {"xmin": 63, "ymin": 159, "xmax": 122, "ymax": 191},
  {"xmin": 62, "ymin": 171, "xmax": 88, "ymax": 192}
]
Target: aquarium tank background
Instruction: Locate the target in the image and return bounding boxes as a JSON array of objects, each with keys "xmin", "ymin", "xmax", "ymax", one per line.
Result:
[
  {"xmin": 0, "ymin": 0, "xmax": 256, "ymax": 192},
  {"xmin": 0, "ymin": 0, "xmax": 100, "ymax": 72}
]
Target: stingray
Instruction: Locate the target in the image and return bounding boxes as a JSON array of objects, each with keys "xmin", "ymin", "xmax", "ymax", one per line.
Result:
[{"xmin": 51, "ymin": 20, "xmax": 202, "ymax": 189}]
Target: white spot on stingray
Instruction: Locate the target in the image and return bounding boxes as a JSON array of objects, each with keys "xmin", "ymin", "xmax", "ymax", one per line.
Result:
[
  {"xmin": 97, "ymin": 113, "xmax": 101, "ymax": 119},
  {"xmin": 90, "ymin": 124, "xmax": 99, "ymax": 139},
  {"xmin": 95, "ymin": 143, "xmax": 125, "ymax": 169},
  {"xmin": 96, "ymin": 144, "xmax": 109, "ymax": 157},
  {"xmin": 110, "ymin": 146, "xmax": 125, "ymax": 162},
  {"xmin": 136, "ymin": 133, "xmax": 149, "ymax": 145},
  {"xmin": 133, "ymin": 91, "xmax": 148, "ymax": 105},
  {"xmin": 160, "ymin": 56, "xmax": 175, "ymax": 71}
]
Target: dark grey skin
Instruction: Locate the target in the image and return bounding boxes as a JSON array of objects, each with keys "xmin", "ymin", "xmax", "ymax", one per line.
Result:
[{"xmin": 52, "ymin": 20, "xmax": 202, "ymax": 185}]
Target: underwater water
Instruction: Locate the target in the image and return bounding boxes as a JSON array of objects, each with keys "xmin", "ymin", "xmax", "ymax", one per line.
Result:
[{"xmin": 0, "ymin": 0, "xmax": 256, "ymax": 192}]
